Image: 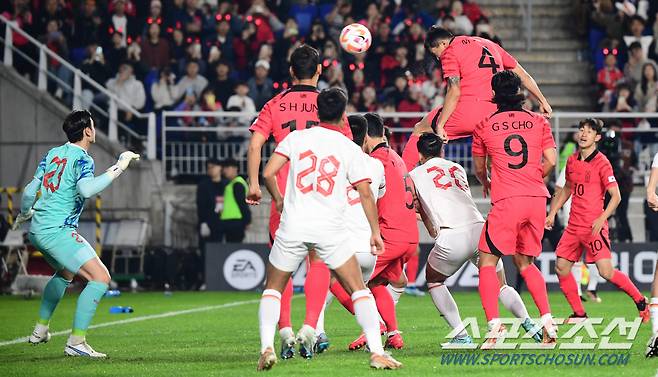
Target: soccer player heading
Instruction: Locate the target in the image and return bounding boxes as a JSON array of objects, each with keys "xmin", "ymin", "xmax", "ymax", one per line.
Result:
[
  {"xmin": 14, "ymin": 110, "xmax": 139, "ymax": 358},
  {"xmin": 472, "ymin": 70, "xmax": 558, "ymax": 349},
  {"xmin": 546, "ymin": 118, "xmax": 649, "ymax": 326},
  {"xmin": 257, "ymin": 88, "xmax": 401, "ymax": 371}
]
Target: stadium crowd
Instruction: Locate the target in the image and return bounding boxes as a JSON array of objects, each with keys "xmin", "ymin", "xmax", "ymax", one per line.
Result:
[{"xmin": 1, "ymin": 0, "xmax": 499, "ymax": 137}]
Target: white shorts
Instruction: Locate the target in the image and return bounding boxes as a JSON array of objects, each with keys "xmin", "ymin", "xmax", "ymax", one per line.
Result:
[
  {"xmin": 427, "ymin": 222, "xmax": 503, "ymax": 276},
  {"xmin": 355, "ymin": 252, "xmax": 376, "ymax": 282},
  {"xmin": 269, "ymin": 234, "xmax": 354, "ymax": 272}
]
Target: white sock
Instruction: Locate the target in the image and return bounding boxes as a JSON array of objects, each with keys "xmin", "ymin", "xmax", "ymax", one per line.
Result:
[
  {"xmin": 259, "ymin": 289, "xmax": 281, "ymax": 353},
  {"xmin": 651, "ymin": 297, "xmax": 658, "ymax": 335},
  {"xmin": 572, "ymin": 262, "xmax": 583, "ymax": 296},
  {"xmin": 498, "ymin": 285, "xmax": 530, "ymax": 319},
  {"xmin": 316, "ymin": 292, "xmax": 334, "ymax": 335},
  {"xmin": 587, "ymin": 264, "xmax": 600, "ymax": 291},
  {"xmin": 352, "ymin": 289, "xmax": 385, "ymax": 354},
  {"xmin": 68, "ymin": 334, "xmax": 85, "ymax": 345},
  {"xmin": 387, "ymin": 284, "xmax": 405, "ymax": 305},
  {"xmin": 428, "ymin": 283, "xmax": 466, "ymax": 338}
]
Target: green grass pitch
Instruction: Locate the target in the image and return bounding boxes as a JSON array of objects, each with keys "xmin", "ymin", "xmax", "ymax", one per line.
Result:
[{"xmin": 0, "ymin": 290, "xmax": 657, "ymax": 376}]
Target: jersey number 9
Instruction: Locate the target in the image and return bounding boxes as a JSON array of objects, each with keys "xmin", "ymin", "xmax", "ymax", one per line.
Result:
[{"xmin": 504, "ymin": 134, "xmax": 528, "ymax": 169}]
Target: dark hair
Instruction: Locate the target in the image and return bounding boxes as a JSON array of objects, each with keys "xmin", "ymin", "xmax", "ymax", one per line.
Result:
[
  {"xmin": 364, "ymin": 113, "xmax": 384, "ymax": 137},
  {"xmin": 417, "ymin": 132, "xmax": 443, "ymax": 158},
  {"xmin": 424, "ymin": 26, "xmax": 453, "ymax": 49},
  {"xmin": 348, "ymin": 114, "xmax": 368, "ymax": 146},
  {"xmin": 221, "ymin": 158, "xmax": 239, "ymax": 168},
  {"xmin": 234, "ymin": 80, "xmax": 248, "ymax": 89},
  {"xmin": 579, "ymin": 118, "xmax": 604, "ymax": 135},
  {"xmin": 384, "ymin": 126, "xmax": 392, "ymax": 141},
  {"xmin": 491, "ymin": 70, "xmax": 525, "ymax": 111},
  {"xmin": 641, "ymin": 62, "xmax": 657, "ymax": 95},
  {"xmin": 630, "ymin": 15, "xmax": 646, "ymax": 25},
  {"xmin": 317, "ymin": 88, "xmax": 347, "ymax": 123},
  {"xmin": 629, "ymin": 41, "xmax": 642, "ymax": 51},
  {"xmin": 290, "ymin": 45, "xmax": 320, "ymax": 80},
  {"xmin": 206, "ymin": 157, "xmax": 221, "ymax": 166},
  {"xmin": 62, "ymin": 110, "xmax": 94, "ymax": 142}
]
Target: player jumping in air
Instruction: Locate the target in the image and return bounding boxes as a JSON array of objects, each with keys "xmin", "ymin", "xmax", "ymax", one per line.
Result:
[
  {"xmin": 314, "ymin": 114, "xmax": 386, "ymax": 351},
  {"xmin": 256, "ymin": 88, "xmax": 401, "ymax": 371},
  {"xmin": 13, "ymin": 110, "xmax": 139, "ymax": 357},
  {"xmin": 246, "ymin": 45, "xmax": 351, "ymax": 359},
  {"xmin": 546, "ymin": 118, "xmax": 649, "ymax": 324},
  {"xmin": 472, "ymin": 70, "xmax": 558, "ymax": 348},
  {"xmin": 409, "ymin": 133, "xmax": 542, "ymax": 345},
  {"xmin": 402, "ymin": 26, "xmax": 552, "ymax": 170},
  {"xmin": 645, "ymin": 151, "xmax": 658, "ymax": 357}
]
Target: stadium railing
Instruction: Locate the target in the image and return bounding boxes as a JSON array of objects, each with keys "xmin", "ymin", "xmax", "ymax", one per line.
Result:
[
  {"xmin": 0, "ymin": 14, "xmax": 157, "ymax": 159},
  {"xmin": 161, "ymin": 111, "xmax": 658, "ymax": 183}
]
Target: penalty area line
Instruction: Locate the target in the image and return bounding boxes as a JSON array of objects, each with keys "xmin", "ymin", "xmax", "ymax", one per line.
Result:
[{"xmin": 0, "ymin": 297, "xmax": 263, "ymax": 347}]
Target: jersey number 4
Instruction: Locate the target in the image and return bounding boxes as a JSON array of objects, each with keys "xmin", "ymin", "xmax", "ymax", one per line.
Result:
[
  {"xmin": 426, "ymin": 166, "xmax": 468, "ymax": 191},
  {"xmin": 478, "ymin": 47, "xmax": 500, "ymax": 74},
  {"xmin": 296, "ymin": 150, "xmax": 340, "ymax": 196},
  {"xmin": 43, "ymin": 156, "xmax": 68, "ymax": 193}
]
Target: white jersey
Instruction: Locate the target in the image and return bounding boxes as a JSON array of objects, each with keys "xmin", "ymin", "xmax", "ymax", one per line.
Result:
[
  {"xmin": 346, "ymin": 155, "xmax": 386, "ymax": 253},
  {"xmin": 409, "ymin": 157, "xmax": 484, "ymax": 231},
  {"xmin": 274, "ymin": 125, "xmax": 371, "ymax": 242}
]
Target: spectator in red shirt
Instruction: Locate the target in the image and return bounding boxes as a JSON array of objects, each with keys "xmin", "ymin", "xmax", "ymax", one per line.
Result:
[
  {"xmin": 597, "ymin": 53, "xmax": 624, "ymax": 108},
  {"xmin": 462, "ymin": 0, "xmax": 486, "ymax": 24},
  {"xmin": 140, "ymin": 22, "xmax": 171, "ymax": 71}
]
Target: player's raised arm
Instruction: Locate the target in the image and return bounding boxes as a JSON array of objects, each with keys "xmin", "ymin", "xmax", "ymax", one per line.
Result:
[
  {"xmin": 76, "ymin": 151, "xmax": 140, "ymax": 199},
  {"xmin": 435, "ymin": 76, "xmax": 460, "ymax": 141},
  {"xmin": 512, "ymin": 63, "xmax": 552, "ymax": 118}
]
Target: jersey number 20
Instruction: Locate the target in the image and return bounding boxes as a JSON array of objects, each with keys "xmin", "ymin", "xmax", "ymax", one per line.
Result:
[{"xmin": 296, "ymin": 150, "xmax": 340, "ymax": 196}]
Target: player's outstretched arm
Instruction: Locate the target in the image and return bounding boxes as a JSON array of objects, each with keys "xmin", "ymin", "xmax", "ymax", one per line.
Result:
[
  {"xmin": 473, "ymin": 155, "xmax": 490, "ymax": 197},
  {"xmin": 77, "ymin": 151, "xmax": 140, "ymax": 199},
  {"xmin": 434, "ymin": 77, "xmax": 461, "ymax": 141},
  {"xmin": 542, "ymin": 147, "xmax": 557, "ymax": 178},
  {"xmin": 354, "ymin": 181, "xmax": 384, "ymax": 256},
  {"xmin": 512, "ymin": 64, "xmax": 552, "ymax": 118},
  {"xmin": 11, "ymin": 178, "xmax": 41, "ymax": 230},
  {"xmin": 246, "ymin": 132, "xmax": 268, "ymax": 205},
  {"xmin": 647, "ymin": 166, "xmax": 658, "ymax": 210},
  {"xmin": 262, "ymin": 152, "xmax": 287, "ymax": 212}
]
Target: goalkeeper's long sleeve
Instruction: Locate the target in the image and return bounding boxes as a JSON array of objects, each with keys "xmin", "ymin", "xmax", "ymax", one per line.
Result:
[
  {"xmin": 76, "ymin": 173, "xmax": 114, "ymax": 199},
  {"xmin": 21, "ymin": 177, "xmax": 41, "ymax": 213}
]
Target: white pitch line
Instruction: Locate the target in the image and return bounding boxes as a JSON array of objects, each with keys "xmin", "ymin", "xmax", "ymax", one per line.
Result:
[{"xmin": 0, "ymin": 298, "xmax": 261, "ymax": 347}]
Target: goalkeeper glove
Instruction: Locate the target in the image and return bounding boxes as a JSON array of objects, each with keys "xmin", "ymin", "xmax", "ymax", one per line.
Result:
[
  {"xmin": 107, "ymin": 151, "xmax": 140, "ymax": 179},
  {"xmin": 11, "ymin": 209, "xmax": 34, "ymax": 231}
]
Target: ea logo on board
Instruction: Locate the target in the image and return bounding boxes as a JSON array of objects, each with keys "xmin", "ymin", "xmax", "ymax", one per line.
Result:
[{"xmin": 223, "ymin": 249, "xmax": 265, "ymax": 290}]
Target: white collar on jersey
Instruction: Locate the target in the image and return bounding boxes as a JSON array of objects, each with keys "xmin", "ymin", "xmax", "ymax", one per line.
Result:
[{"xmin": 66, "ymin": 142, "xmax": 88, "ymax": 154}]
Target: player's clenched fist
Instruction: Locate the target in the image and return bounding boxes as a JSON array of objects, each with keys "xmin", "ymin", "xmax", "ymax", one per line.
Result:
[
  {"xmin": 107, "ymin": 151, "xmax": 140, "ymax": 179},
  {"xmin": 544, "ymin": 213, "xmax": 555, "ymax": 231},
  {"xmin": 246, "ymin": 184, "xmax": 262, "ymax": 205},
  {"xmin": 370, "ymin": 233, "xmax": 385, "ymax": 256}
]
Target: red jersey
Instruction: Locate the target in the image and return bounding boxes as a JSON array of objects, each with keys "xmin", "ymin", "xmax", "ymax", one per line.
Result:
[
  {"xmin": 440, "ymin": 36, "xmax": 517, "ymax": 100},
  {"xmin": 249, "ymin": 85, "xmax": 352, "ymax": 193},
  {"xmin": 472, "ymin": 109, "xmax": 555, "ymax": 203},
  {"xmin": 369, "ymin": 143, "xmax": 419, "ymax": 243},
  {"xmin": 565, "ymin": 150, "xmax": 618, "ymax": 229}
]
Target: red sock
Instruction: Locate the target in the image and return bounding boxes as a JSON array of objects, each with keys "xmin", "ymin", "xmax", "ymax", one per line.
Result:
[
  {"xmin": 520, "ymin": 264, "xmax": 551, "ymax": 316},
  {"xmin": 278, "ymin": 278, "xmax": 293, "ymax": 329},
  {"xmin": 406, "ymin": 253, "xmax": 419, "ymax": 285},
  {"xmin": 330, "ymin": 280, "xmax": 354, "ymax": 314},
  {"xmin": 303, "ymin": 259, "xmax": 330, "ymax": 327},
  {"xmin": 610, "ymin": 269, "xmax": 643, "ymax": 303},
  {"xmin": 371, "ymin": 284, "xmax": 398, "ymax": 332},
  {"xmin": 478, "ymin": 265, "xmax": 500, "ymax": 321},
  {"xmin": 558, "ymin": 273, "xmax": 586, "ymax": 316}
]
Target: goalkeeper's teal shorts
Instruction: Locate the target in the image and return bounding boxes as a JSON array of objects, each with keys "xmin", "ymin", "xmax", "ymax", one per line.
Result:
[{"xmin": 29, "ymin": 230, "xmax": 97, "ymax": 273}]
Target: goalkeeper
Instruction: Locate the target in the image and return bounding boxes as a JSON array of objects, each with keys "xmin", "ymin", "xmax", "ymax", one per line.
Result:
[{"xmin": 14, "ymin": 110, "xmax": 139, "ymax": 358}]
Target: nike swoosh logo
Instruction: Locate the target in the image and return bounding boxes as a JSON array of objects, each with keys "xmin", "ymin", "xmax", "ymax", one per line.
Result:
[{"xmin": 66, "ymin": 345, "xmax": 90, "ymax": 356}]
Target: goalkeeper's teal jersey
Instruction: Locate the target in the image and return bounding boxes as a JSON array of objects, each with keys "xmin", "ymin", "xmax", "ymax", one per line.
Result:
[{"xmin": 30, "ymin": 143, "xmax": 95, "ymax": 234}]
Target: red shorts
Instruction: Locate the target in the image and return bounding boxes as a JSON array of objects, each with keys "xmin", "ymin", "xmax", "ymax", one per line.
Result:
[
  {"xmin": 369, "ymin": 240, "xmax": 417, "ymax": 283},
  {"xmin": 555, "ymin": 225, "xmax": 611, "ymax": 264},
  {"xmin": 426, "ymin": 98, "xmax": 497, "ymax": 140},
  {"xmin": 478, "ymin": 196, "xmax": 546, "ymax": 257}
]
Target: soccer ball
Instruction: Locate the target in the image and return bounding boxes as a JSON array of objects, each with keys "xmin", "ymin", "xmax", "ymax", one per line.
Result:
[{"xmin": 339, "ymin": 23, "xmax": 372, "ymax": 55}]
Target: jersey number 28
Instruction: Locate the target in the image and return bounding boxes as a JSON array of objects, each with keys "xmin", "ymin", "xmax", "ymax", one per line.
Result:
[
  {"xmin": 426, "ymin": 166, "xmax": 468, "ymax": 192},
  {"xmin": 295, "ymin": 150, "xmax": 340, "ymax": 196}
]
